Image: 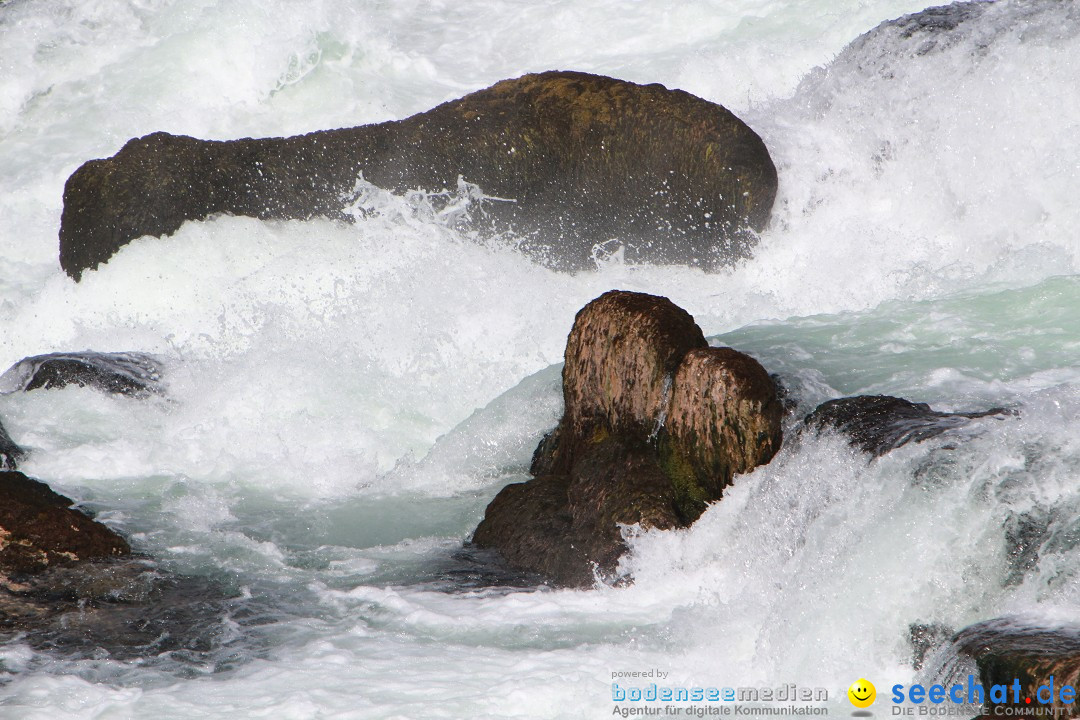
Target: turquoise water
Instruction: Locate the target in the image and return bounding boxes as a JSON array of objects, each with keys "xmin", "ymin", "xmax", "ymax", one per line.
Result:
[
  {"xmin": 1, "ymin": 0, "xmax": 1079, "ymax": 717},
  {"xmin": 724, "ymin": 276, "xmax": 1080, "ymax": 406}
]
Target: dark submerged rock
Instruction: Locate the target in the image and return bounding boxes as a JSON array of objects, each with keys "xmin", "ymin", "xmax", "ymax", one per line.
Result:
[
  {"xmin": 0, "ymin": 470, "xmax": 130, "ymax": 574},
  {"xmin": 803, "ymin": 395, "xmax": 1010, "ymax": 457},
  {"xmin": 844, "ymin": 1, "xmax": 993, "ymax": 61},
  {"xmin": 0, "ymin": 472, "xmax": 241, "ymax": 663},
  {"xmin": 472, "ymin": 290, "xmax": 782, "ymax": 587},
  {"xmin": 0, "ymin": 351, "xmax": 164, "ymax": 396},
  {"xmin": 883, "ymin": 2, "xmax": 990, "ymax": 41},
  {"xmin": 0, "ymin": 556, "xmax": 245, "ymax": 663},
  {"xmin": 60, "ymin": 71, "xmax": 777, "ymax": 279},
  {"xmin": 955, "ymin": 618, "xmax": 1080, "ymax": 712},
  {"xmin": 0, "ymin": 418, "xmax": 25, "ymax": 470},
  {"xmin": 1002, "ymin": 509, "xmax": 1051, "ymax": 587}
]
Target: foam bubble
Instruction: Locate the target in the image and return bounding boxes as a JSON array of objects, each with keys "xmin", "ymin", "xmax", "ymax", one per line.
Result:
[{"xmin": 2, "ymin": 0, "xmax": 1080, "ymax": 717}]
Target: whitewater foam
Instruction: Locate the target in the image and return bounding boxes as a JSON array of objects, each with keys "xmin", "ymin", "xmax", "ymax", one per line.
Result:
[{"xmin": 3, "ymin": 0, "xmax": 1080, "ymax": 718}]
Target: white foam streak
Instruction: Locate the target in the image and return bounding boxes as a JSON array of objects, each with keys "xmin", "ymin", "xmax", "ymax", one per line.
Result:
[{"xmin": 3, "ymin": 0, "xmax": 1080, "ymax": 717}]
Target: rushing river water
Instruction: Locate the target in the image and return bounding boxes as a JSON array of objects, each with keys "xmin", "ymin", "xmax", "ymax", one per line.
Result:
[{"xmin": 1, "ymin": 0, "xmax": 1079, "ymax": 717}]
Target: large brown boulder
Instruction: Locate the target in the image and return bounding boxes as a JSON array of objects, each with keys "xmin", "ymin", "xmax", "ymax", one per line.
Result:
[
  {"xmin": 472, "ymin": 290, "xmax": 782, "ymax": 587},
  {"xmin": 59, "ymin": 71, "xmax": 777, "ymax": 280},
  {"xmin": 0, "ymin": 471, "xmax": 129, "ymax": 574}
]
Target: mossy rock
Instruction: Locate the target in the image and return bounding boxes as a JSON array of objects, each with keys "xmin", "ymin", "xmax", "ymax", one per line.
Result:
[{"xmin": 473, "ymin": 290, "xmax": 782, "ymax": 587}]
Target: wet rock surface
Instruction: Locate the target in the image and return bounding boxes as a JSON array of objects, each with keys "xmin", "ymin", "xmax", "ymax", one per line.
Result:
[
  {"xmin": 844, "ymin": 1, "xmax": 993, "ymax": 61},
  {"xmin": 910, "ymin": 621, "xmax": 955, "ymax": 670},
  {"xmin": 0, "ymin": 471, "xmax": 253, "ymax": 664},
  {"xmin": 0, "ymin": 471, "xmax": 130, "ymax": 574},
  {"xmin": 472, "ymin": 290, "xmax": 782, "ymax": 587},
  {"xmin": 0, "ymin": 351, "xmax": 164, "ymax": 397},
  {"xmin": 881, "ymin": 1, "xmax": 990, "ymax": 41},
  {"xmin": 0, "ymin": 471, "xmax": 234, "ymax": 661},
  {"xmin": 803, "ymin": 395, "xmax": 1010, "ymax": 457},
  {"xmin": 60, "ymin": 71, "xmax": 777, "ymax": 279},
  {"xmin": 0, "ymin": 557, "xmax": 248, "ymax": 664},
  {"xmin": 0, "ymin": 419, "xmax": 25, "ymax": 470},
  {"xmin": 955, "ymin": 617, "xmax": 1080, "ymax": 712}
]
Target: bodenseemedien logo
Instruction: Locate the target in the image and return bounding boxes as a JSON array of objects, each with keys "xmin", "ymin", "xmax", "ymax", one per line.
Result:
[
  {"xmin": 609, "ymin": 677, "xmax": 831, "ymax": 716},
  {"xmin": 611, "ymin": 682, "xmax": 829, "ymax": 703}
]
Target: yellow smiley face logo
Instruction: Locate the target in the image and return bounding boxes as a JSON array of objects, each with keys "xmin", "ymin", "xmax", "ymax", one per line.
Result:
[{"xmin": 848, "ymin": 679, "xmax": 876, "ymax": 708}]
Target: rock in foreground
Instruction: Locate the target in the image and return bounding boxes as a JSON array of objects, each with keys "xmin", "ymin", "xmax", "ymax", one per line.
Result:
[
  {"xmin": 472, "ymin": 290, "xmax": 782, "ymax": 587},
  {"xmin": 955, "ymin": 617, "xmax": 1080, "ymax": 713},
  {"xmin": 0, "ymin": 472, "xmax": 248, "ymax": 663},
  {"xmin": 60, "ymin": 71, "xmax": 777, "ymax": 279},
  {"xmin": 0, "ymin": 471, "xmax": 130, "ymax": 574}
]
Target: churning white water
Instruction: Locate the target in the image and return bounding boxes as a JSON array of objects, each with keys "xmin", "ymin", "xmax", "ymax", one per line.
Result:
[{"xmin": 1, "ymin": 0, "xmax": 1079, "ymax": 717}]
